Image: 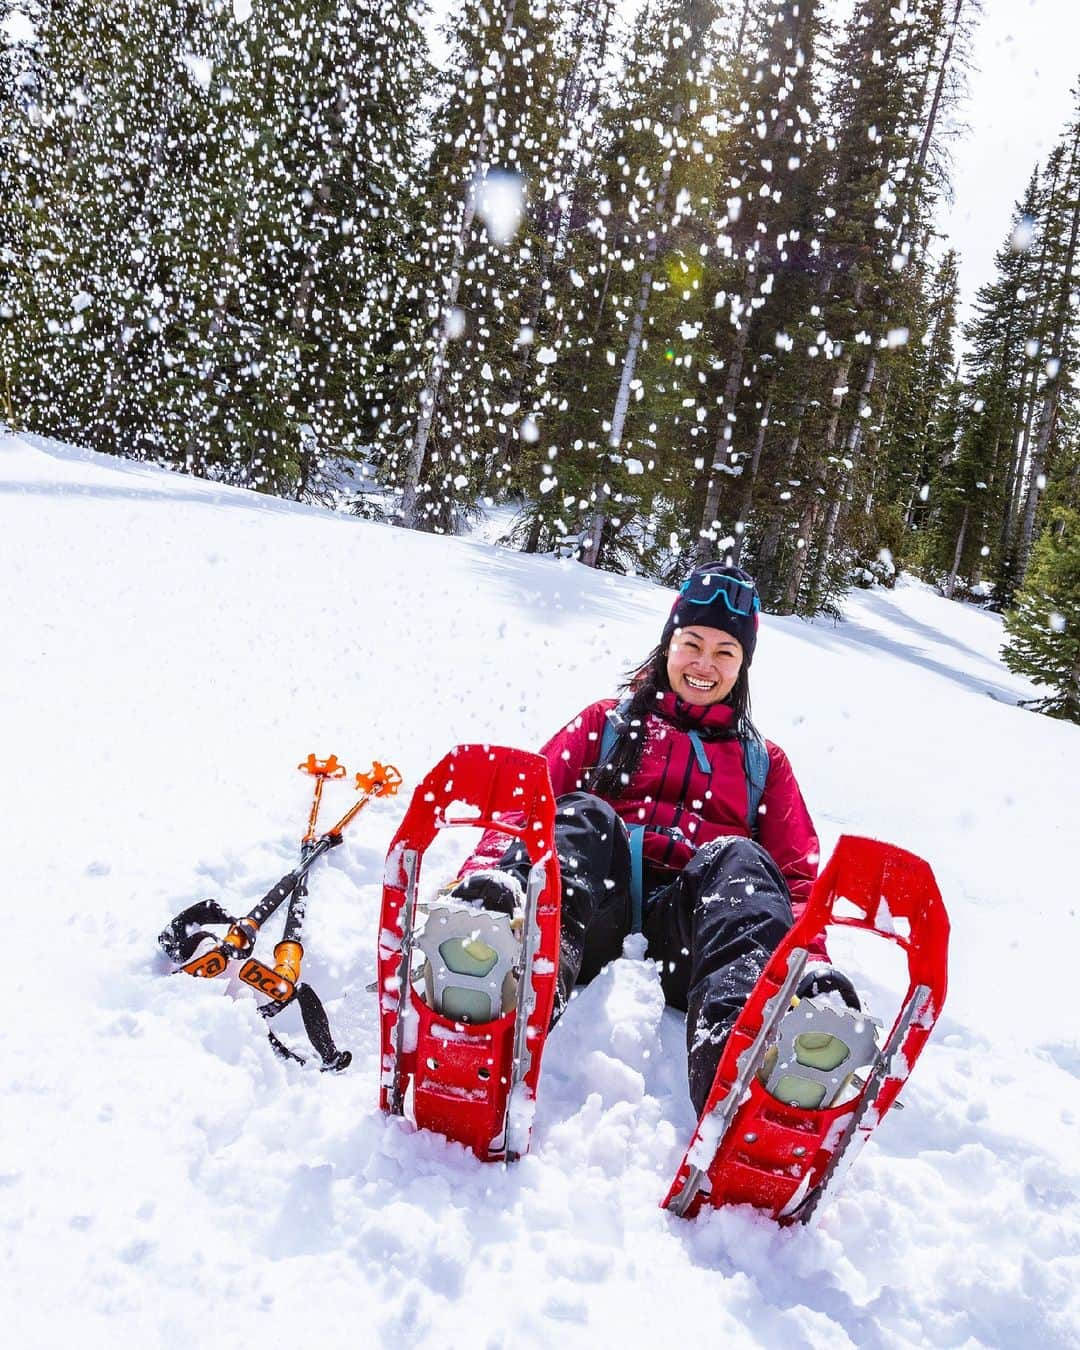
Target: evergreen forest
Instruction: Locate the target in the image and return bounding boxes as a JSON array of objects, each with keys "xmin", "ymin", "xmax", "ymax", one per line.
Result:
[{"xmin": 2, "ymin": 0, "xmax": 1079, "ymax": 718}]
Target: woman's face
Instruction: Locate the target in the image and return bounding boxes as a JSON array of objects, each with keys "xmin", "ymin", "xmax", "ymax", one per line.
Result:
[{"xmin": 665, "ymin": 625, "xmax": 744, "ymax": 706}]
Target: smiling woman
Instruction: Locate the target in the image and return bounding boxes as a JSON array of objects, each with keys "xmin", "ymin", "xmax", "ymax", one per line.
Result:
[
  {"xmin": 666, "ymin": 626, "xmax": 744, "ymax": 705},
  {"xmin": 444, "ymin": 562, "xmax": 864, "ymax": 1116}
]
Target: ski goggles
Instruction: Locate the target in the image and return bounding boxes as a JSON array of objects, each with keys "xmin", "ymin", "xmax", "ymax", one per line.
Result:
[{"xmin": 677, "ymin": 570, "xmax": 760, "ymax": 617}]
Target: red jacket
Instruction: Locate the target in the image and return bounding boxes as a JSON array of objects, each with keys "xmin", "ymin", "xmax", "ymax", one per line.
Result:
[{"xmin": 469, "ymin": 691, "xmax": 821, "ymax": 923}]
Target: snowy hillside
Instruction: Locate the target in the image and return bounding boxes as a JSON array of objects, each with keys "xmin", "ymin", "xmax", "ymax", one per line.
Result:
[{"xmin": 3, "ymin": 431, "xmax": 1078, "ymax": 1350}]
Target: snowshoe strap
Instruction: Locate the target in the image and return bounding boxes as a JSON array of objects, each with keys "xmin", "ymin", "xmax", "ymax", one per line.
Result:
[{"xmin": 796, "ymin": 966, "xmax": 862, "ymax": 1011}]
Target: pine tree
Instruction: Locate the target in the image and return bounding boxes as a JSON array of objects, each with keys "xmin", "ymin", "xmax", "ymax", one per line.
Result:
[
  {"xmin": 693, "ymin": 0, "xmax": 829, "ymax": 566},
  {"xmin": 751, "ymin": 0, "xmax": 973, "ymax": 614},
  {"xmin": 993, "ymin": 140, "xmax": 1078, "ymax": 601},
  {"xmin": 1002, "ymin": 507, "xmax": 1080, "ymax": 722},
  {"xmin": 925, "ymin": 177, "xmax": 1039, "ymax": 594},
  {"xmin": 498, "ymin": 0, "xmax": 725, "ymax": 567},
  {"xmin": 883, "ymin": 249, "xmax": 961, "ymax": 538},
  {"xmin": 389, "ymin": 0, "xmax": 576, "ymax": 532},
  {"xmin": 0, "ymin": 0, "xmax": 429, "ymax": 495},
  {"xmin": 1014, "ymin": 107, "xmax": 1080, "ymax": 584}
]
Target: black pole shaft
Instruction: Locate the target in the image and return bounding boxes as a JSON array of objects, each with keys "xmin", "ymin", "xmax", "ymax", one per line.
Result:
[
  {"xmin": 281, "ymin": 841, "xmax": 315, "ymax": 944},
  {"xmin": 243, "ymin": 835, "xmax": 335, "ymax": 931}
]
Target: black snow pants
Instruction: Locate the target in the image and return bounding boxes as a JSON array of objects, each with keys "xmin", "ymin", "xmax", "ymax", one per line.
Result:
[{"xmin": 495, "ymin": 791, "xmax": 795, "ymax": 1115}]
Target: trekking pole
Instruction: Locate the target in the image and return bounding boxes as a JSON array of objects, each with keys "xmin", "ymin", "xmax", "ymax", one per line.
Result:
[
  {"xmin": 160, "ymin": 759, "xmax": 401, "ymax": 983},
  {"xmin": 270, "ymin": 755, "xmax": 347, "ymax": 988},
  {"xmin": 237, "ymin": 761, "xmax": 403, "ymax": 995},
  {"xmin": 331, "ymin": 762, "xmax": 404, "ymax": 836},
  {"xmin": 249, "ymin": 761, "xmax": 403, "ymax": 1070}
]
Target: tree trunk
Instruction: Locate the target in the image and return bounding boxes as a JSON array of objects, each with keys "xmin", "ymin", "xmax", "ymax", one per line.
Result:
[
  {"xmin": 912, "ymin": 1, "xmax": 964, "ymax": 178},
  {"xmin": 582, "ymin": 153, "xmax": 674, "ymax": 567},
  {"xmin": 755, "ymin": 396, "xmax": 807, "ymax": 602},
  {"xmin": 998, "ymin": 150, "xmax": 1064, "ymax": 574},
  {"xmin": 945, "ymin": 502, "xmax": 970, "ymax": 599},
  {"xmin": 1016, "ymin": 127, "xmax": 1080, "ymax": 581},
  {"xmin": 807, "ymin": 352, "xmax": 877, "ymax": 606},
  {"xmin": 399, "ymin": 0, "xmax": 520, "ymax": 528},
  {"xmin": 731, "ymin": 390, "xmax": 773, "ymax": 564},
  {"xmin": 694, "ymin": 321, "xmax": 751, "ymax": 563},
  {"xmin": 784, "ymin": 346, "xmax": 855, "ymax": 610}
]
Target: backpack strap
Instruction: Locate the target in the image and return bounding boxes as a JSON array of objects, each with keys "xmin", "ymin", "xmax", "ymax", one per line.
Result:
[
  {"xmin": 686, "ymin": 730, "xmax": 711, "ymax": 775},
  {"xmin": 626, "ymin": 823, "xmax": 699, "ymax": 933},
  {"xmin": 739, "ymin": 727, "xmax": 770, "ymax": 838},
  {"xmin": 597, "ymin": 699, "xmax": 771, "ymax": 927},
  {"xmin": 688, "ymin": 726, "xmax": 769, "ymax": 837},
  {"xmin": 598, "ymin": 696, "xmax": 634, "ymax": 769},
  {"xmin": 627, "ymin": 825, "xmax": 647, "ymax": 934}
]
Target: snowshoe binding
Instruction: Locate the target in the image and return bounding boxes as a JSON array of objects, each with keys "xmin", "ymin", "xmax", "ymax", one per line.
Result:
[{"xmin": 417, "ymin": 898, "xmax": 521, "ymax": 1024}]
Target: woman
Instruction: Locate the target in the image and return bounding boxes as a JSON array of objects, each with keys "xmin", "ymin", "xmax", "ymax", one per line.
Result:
[{"xmin": 453, "ymin": 562, "xmax": 851, "ymax": 1115}]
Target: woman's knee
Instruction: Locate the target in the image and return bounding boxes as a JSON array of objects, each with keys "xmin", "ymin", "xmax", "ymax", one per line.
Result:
[
  {"xmin": 685, "ymin": 835, "xmax": 794, "ymax": 929},
  {"xmin": 553, "ymin": 792, "xmax": 630, "ymax": 886},
  {"xmin": 555, "ymin": 790, "xmax": 622, "ymax": 829},
  {"xmin": 690, "ymin": 834, "xmax": 784, "ymax": 885}
]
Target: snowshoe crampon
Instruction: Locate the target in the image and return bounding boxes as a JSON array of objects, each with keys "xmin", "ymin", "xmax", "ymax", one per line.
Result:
[
  {"xmin": 377, "ymin": 745, "xmax": 560, "ymax": 1161},
  {"xmin": 663, "ymin": 834, "xmax": 949, "ymax": 1224}
]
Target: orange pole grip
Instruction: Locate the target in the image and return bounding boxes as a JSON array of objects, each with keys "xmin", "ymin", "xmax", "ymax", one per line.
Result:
[
  {"xmin": 273, "ymin": 940, "xmax": 304, "ymax": 986},
  {"xmin": 298, "ymin": 753, "xmax": 347, "ymax": 779}
]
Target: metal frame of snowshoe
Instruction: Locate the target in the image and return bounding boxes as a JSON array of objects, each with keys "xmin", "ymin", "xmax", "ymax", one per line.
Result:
[
  {"xmin": 667, "ymin": 949, "xmax": 808, "ymax": 1219},
  {"xmin": 378, "ymin": 745, "xmax": 560, "ymax": 1161},
  {"xmin": 762, "ymin": 998, "xmax": 882, "ymax": 1111},
  {"xmin": 388, "ymin": 847, "xmax": 420, "ymax": 1116},
  {"xmin": 662, "ymin": 834, "xmax": 949, "ymax": 1223},
  {"xmin": 785, "ymin": 982, "xmax": 929, "ymax": 1224},
  {"xmin": 501, "ymin": 858, "xmax": 547, "ymax": 1162},
  {"xmin": 417, "ymin": 902, "xmax": 521, "ymax": 1024}
]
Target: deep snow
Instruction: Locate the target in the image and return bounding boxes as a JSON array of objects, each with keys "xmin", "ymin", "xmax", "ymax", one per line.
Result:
[{"xmin": 2, "ymin": 431, "xmax": 1078, "ymax": 1349}]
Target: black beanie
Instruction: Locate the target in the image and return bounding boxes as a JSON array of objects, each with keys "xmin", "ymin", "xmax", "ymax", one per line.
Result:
[{"xmin": 661, "ymin": 563, "xmax": 761, "ymax": 665}]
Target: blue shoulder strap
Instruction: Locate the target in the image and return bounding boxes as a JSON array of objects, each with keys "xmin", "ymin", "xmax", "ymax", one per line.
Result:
[
  {"xmin": 599, "ymin": 701, "xmax": 770, "ymax": 930},
  {"xmin": 739, "ymin": 728, "xmax": 770, "ymax": 837},
  {"xmin": 599, "ymin": 696, "xmax": 634, "ymax": 769}
]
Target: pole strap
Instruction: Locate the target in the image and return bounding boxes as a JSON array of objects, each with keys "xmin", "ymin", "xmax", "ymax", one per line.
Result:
[{"xmin": 260, "ymin": 983, "xmax": 351, "ymax": 1072}]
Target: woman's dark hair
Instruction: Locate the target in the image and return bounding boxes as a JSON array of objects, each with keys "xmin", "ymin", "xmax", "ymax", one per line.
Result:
[{"xmin": 588, "ymin": 641, "xmax": 755, "ymax": 798}]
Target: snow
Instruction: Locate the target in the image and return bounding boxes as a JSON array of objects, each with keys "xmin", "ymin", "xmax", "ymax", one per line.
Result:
[
  {"xmin": 476, "ymin": 168, "xmax": 525, "ymax": 245},
  {"xmin": 3, "ymin": 430, "xmax": 1079, "ymax": 1349}
]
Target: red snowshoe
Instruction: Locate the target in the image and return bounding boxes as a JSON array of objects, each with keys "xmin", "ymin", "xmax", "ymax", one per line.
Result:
[
  {"xmin": 663, "ymin": 834, "xmax": 949, "ymax": 1223},
  {"xmin": 377, "ymin": 745, "xmax": 560, "ymax": 1161}
]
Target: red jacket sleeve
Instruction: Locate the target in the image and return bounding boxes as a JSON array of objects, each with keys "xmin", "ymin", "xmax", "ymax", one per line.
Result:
[
  {"xmin": 460, "ymin": 702, "xmax": 612, "ymax": 874},
  {"xmin": 536, "ymin": 700, "xmax": 613, "ymax": 795}
]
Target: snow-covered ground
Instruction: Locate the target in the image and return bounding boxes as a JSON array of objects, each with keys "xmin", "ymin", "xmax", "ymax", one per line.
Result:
[{"xmin": 3, "ymin": 431, "xmax": 1078, "ymax": 1350}]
